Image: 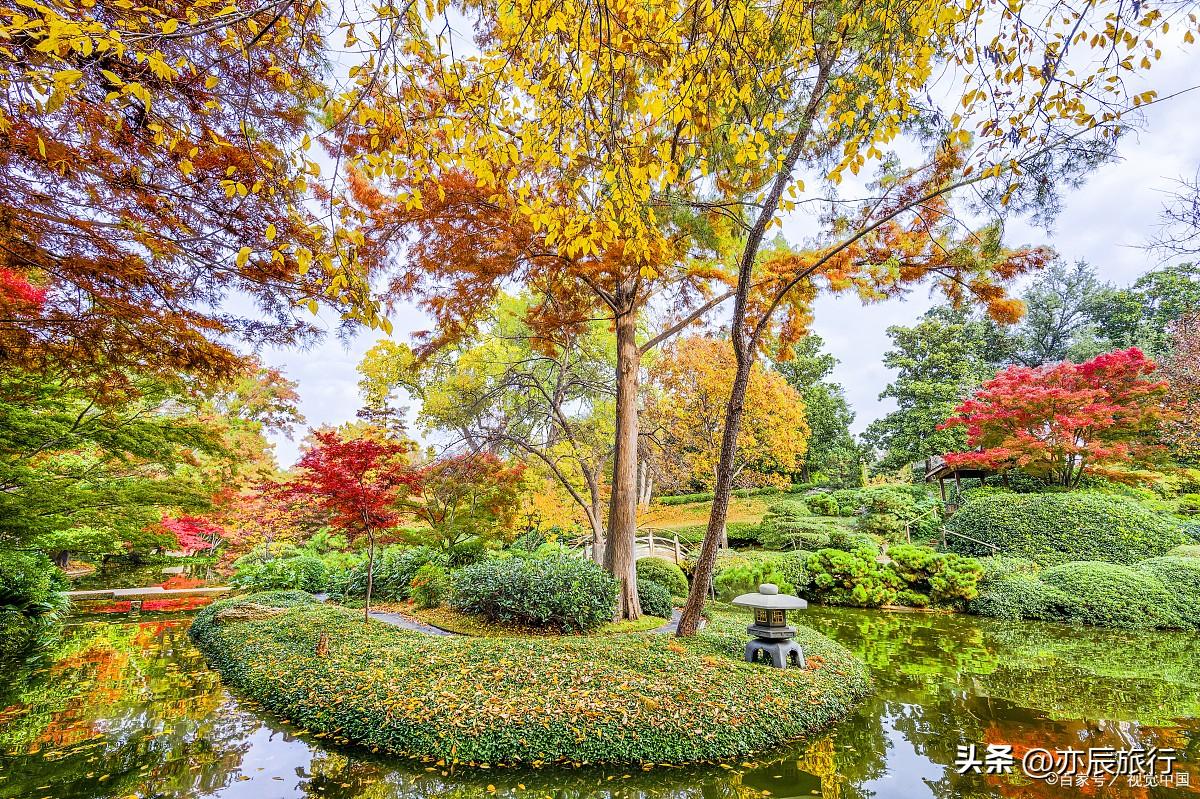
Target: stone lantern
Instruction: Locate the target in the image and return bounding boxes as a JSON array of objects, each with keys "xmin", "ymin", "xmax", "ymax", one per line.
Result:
[{"xmin": 731, "ymin": 583, "xmax": 808, "ymax": 668}]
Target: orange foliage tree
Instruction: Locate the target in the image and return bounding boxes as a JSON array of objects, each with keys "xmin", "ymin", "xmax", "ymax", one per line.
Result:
[
  {"xmin": 0, "ymin": 0, "xmax": 387, "ymax": 387},
  {"xmin": 645, "ymin": 336, "xmax": 809, "ymax": 500}
]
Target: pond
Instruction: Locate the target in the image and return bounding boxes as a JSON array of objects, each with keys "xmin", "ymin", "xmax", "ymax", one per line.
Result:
[
  {"xmin": 1, "ymin": 606, "xmax": 1198, "ymax": 798},
  {"xmin": 67, "ymin": 560, "xmax": 219, "ymax": 592}
]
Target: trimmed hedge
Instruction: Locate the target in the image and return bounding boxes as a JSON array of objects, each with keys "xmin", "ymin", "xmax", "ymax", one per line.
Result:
[
  {"xmin": 1039, "ymin": 562, "xmax": 1181, "ymax": 630},
  {"xmin": 189, "ymin": 592, "xmax": 871, "ymax": 765},
  {"xmin": 635, "ymin": 579, "xmax": 673, "ymax": 617},
  {"xmin": 452, "ymin": 555, "xmax": 617, "ymax": 632},
  {"xmin": 945, "ymin": 493, "xmax": 1187, "ymax": 566},
  {"xmin": 636, "ymin": 557, "xmax": 688, "ymax": 596},
  {"xmin": 1134, "ymin": 557, "xmax": 1200, "ymax": 628}
]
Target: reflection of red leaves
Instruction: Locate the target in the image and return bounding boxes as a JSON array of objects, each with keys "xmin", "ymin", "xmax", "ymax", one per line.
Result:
[
  {"xmin": 160, "ymin": 575, "xmax": 206, "ymax": 590},
  {"xmin": 141, "ymin": 596, "xmax": 213, "ymax": 612}
]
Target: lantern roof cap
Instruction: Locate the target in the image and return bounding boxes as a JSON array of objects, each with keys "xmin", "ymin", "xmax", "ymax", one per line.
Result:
[{"xmin": 731, "ymin": 583, "xmax": 808, "ymax": 610}]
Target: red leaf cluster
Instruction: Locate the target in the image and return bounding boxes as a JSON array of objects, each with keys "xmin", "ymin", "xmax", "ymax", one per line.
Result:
[
  {"xmin": 286, "ymin": 430, "xmax": 421, "ymax": 537},
  {"xmin": 940, "ymin": 348, "xmax": 1171, "ymax": 486},
  {"xmin": 160, "ymin": 515, "xmax": 227, "ymax": 555}
]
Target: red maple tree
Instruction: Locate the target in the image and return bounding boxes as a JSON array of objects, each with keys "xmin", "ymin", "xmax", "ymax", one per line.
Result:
[
  {"xmin": 941, "ymin": 348, "xmax": 1171, "ymax": 487},
  {"xmin": 286, "ymin": 430, "xmax": 420, "ymax": 620},
  {"xmin": 161, "ymin": 515, "xmax": 227, "ymax": 555}
]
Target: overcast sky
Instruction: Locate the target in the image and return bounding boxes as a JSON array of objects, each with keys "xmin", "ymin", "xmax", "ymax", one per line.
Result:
[{"xmin": 258, "ymin": 45, "xmax": 1200, "ymax": 467}]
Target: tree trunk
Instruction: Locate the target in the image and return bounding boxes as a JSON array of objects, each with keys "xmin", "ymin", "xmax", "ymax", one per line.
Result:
[
  {"xmin": 605, "ymin": 307, "xmax": 642, "ymax": 620},
  {"xmin": 677, "ymin": 353, "xmax": 754, "ymax": 635},
  {"xmin": 363, "ymin": 530, "xmax": 376, "ymax": 623}
]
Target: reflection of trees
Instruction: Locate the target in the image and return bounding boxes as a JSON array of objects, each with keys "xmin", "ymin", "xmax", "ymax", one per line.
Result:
[
  {"xmin": 0, "ymin": 617, "xmax": 261, "ymax": 799},
  {"xmin": 805, "ymin": 607, "xmax": 1200, "ymax": 799}
]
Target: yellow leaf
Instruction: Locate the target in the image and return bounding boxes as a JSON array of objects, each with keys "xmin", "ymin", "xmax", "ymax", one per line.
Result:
[
  {"xmin": 236, "ymin": 246, "xmax": 251, "ymax": 267},
  {"xmin": 265, "ymin": 223, "xmax": 277, "ymax": 241},
  {"xmin": 161, "ymin": 18, "xmax": 179, "ymax": 34}
]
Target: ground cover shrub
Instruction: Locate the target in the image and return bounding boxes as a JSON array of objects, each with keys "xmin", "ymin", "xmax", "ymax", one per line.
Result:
[
  {"xmin": 1134, "ymin": 557, "xmax": 1200, "ymax": 628},
  {"xmin": 1178, "ymin": 494, "xmax": 1200, "ymax": 516},
  {"xmin": 945, "ymin": 492, "xmax": 1186, "ymax": 566},
  {"xmin": 1168, "ymin": 544, "xmax": 1200, "ymax": 558},
  {"xmin": 189, "ymin": 592, "xmax": 870, "ymax": 765},
  {"xmin": 976, "ymin": 555, "xmax": 1041, "ymax": 582},
  {"xmin": 805, "ymin": 548, "xmax": 899, "ymax": 607},
  {"xmin": 0, "ymin": 552, "xmax": 69, "ymax": 660},
  {"xmin": 635, "ymin": 557, "xmax": 688, "ymax": 595},
  {"xmin": 634, "ymin": 579, "xmax": 673, "ymax": 617},
  {"xmin": 1039, "ymin": 561, "xmax": 1181, "ymax": 629},
  {"xmin": 452, "ymin": 555, "xmax": 617, "ymax": 632}
]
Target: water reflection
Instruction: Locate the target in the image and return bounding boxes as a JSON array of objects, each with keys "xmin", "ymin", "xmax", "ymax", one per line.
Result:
[{"xmin": 0, "ymin": 608, "xmax": 1197, "ymax": 798}]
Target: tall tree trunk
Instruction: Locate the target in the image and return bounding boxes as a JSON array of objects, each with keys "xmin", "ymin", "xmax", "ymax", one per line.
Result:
[
  {"xmin": 606, "ymin": 307, "xmax": 642, "ymax": 620},
  {"xmin": 677, "ymin": 355, "xmax": 754, "ymax": 635},
  {"xmin": 677, "ymin": 59, "xmax": 832, "ymax": 637},
  {"xmin": 581, "ymin": 465, "xmax": 607, "ymax": 564},
  {"xmin": 363, "ymin": 530, "xmax": 376, "ymax": 623}
]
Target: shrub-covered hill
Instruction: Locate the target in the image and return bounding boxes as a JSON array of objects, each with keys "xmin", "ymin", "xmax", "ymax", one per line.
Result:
[{"xmin": 190, "ymin": 591, "xmax": 870, "ymax": 766}]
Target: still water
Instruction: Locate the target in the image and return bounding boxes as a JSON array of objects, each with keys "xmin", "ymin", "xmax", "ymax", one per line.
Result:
[{"xmin": 1, "ymin": 607, "xmax": 1197, "ymax": 798}]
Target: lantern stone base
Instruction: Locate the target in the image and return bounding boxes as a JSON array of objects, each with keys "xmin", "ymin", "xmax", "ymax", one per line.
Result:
[{"xmin": 745, "ymin": 637, "xmax": 807, "ymax": 669}]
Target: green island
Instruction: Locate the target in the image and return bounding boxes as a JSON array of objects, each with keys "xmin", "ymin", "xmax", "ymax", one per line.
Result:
[{"xmin": 188, "ymin": 590, "xmax": 870, "ymax": 766}]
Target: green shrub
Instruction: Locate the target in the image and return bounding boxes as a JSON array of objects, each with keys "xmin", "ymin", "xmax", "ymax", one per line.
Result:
[
  {"xmin": 452, "ymin": 555, "xmax": 617, "ymax": 632},
  {"xmin": 658, "ymin": 491, "xmax": 715, "ymax": 506},
  {"xmin": 827, "ymin": 528, "xmax": 880, "ymax": 554},
  {"xmin": 945, "ymin": 493, "xmax": 1187, "ymax": 566},
  {"xmin": 829, "ymin": 488, "xmax": 865, "ymax": 517},
  {"xmin": 353, "ymin": 546, "xmax": 444, "ymax": 601},
  {"xmin": 1178, "ymin": 494, "xmax": 1200, "ymax": 516},
  {"xmin": 230, "ymin": 553, "xmax": 328, "ymax": 593},
  {"xmin": 775, "ymin": 550, "xmax": 814, "ymax": 593},
  {"xmin": 0, "ymin": 551, "xmax": 69, "ymax": 660},
  {"xmin": 409, "ymin": 563, "xmax": 450, "ymax": 609},
  {"xmin": 446, "ymin": 539, "xmax": 489, "ymax": 567},
  {"xmin": 508, "ymin": 530, "xmax": 547, "ymax": 552},
  {"xmin": 725, "ymin": 522, "xmax": 763, "ymax": 547},
  {"xmin": 757, "ymin": 517, "xmax": 837, "ymax": 551},
  {"xmin": 855, "ymin": 489, "xmax": 941, "ymax": 543},
  {"xmin": 1167, "ymin": 544, "xmax": 1200, "ymax": 558},
  {"xmin": 1039, "ymin": 561, "xmax": 1181, "ymax": 629},
  {"xmin": 805, "ymin": 548, "xmax": 898, "ymax": 607},
  {"xmin": 976, "ymin": 555, "xmax": 1041, "ymax": 582},
  {"xmin": 713, "ymin": 560, "xmax": 793, "ymax": 601},
  {"xmin": 635, "ymin": 579, "xmax": 673, "ymax": 617},
  {"xmin": 805, "ymin": 493, "xmax": 839, "ymax": 516},
  {"xmin": 969, "ymin": 573, "xmax": 1072, "ymax": 621},
  {"xmin": 189, "ymin": 593, "xmax": 870, "ymax": 765},
  {"xmin": 635, "ymin": 557, "xmax": 688, "ymax": 595},
  {"xmin": 1135, "ymin": 557, "xmax": 1200, "ymax": 628},
  {"xmin": 886, "ymin": 544, "xmax": 983, "ymax": 607}
]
